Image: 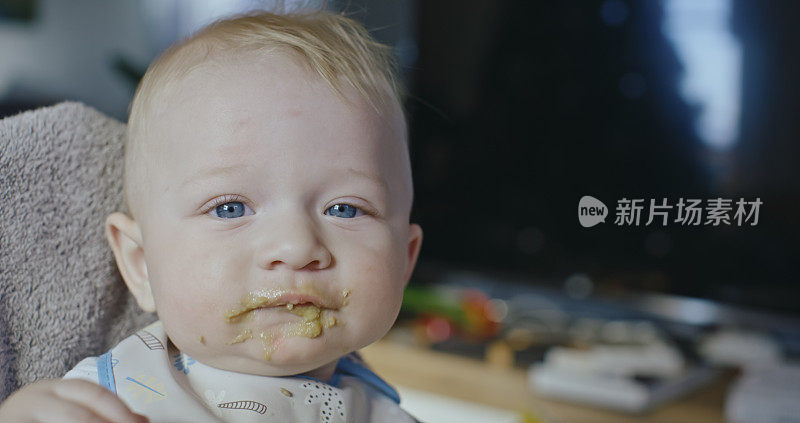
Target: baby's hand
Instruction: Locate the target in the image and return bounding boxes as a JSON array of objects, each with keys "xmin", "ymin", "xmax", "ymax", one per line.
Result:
[{"xmin": 0, "ymin": 379, "xmax": 148, "ymax": 423}]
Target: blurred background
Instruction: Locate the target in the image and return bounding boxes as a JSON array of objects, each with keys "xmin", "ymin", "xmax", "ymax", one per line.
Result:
[{"xmin": 2, "ymin": 0, "xmax": 799, "ymax": 422}]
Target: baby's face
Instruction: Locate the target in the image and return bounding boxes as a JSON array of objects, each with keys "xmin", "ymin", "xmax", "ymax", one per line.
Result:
[{"xmin": 129, "ymin": 54, "xmax": 421, "ymax": 377}]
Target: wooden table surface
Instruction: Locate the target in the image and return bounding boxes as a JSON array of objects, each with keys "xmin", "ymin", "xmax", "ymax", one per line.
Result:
[{"xmin": 361, "ymin": 340, "xmax": 729, "ymax": 423}]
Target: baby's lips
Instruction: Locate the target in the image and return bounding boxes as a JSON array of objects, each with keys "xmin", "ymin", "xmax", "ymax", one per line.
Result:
[
  {"xmin": 258, "ymin": 291, "xmax": 343, "ymax": 309},
  {"xmin": 224, "ymin": 288, "xmax": 345, "ymax": 322},
  {"xmin": 272, "ymin": 293, "xmax": 326, "ymax": 307}
]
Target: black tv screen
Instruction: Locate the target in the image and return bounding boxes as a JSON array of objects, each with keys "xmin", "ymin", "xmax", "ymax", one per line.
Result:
[{"xmin": 406, "ymin": 0, "xmax": 800, "ymax": 315}]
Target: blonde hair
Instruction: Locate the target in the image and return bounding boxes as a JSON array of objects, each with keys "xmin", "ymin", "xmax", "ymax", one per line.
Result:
[{"xmin": 124, "ymin": 9, "xmax": 405, "ymax": 216}]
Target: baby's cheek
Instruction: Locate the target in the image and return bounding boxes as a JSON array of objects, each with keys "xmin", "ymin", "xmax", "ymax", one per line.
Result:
[
  {"xmin": 350, "ymin": 295, "xmax": 401, "ymax": 348},
  {"xmin": 154, "ymin": 285, "xmax": 227, "ymax": 357},
  {"xmin": 149, "ymin": 252, "xmax": 228, "ymax": 327},
  {"xmin": 348, "ymin": 264, "xmax": 404, "ymax": 342},
  {"xmin": 172, "ymin": 286, "xmax": 215, "ymax": 313}
]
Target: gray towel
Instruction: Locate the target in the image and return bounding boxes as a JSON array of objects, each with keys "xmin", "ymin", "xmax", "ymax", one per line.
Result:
[{"xmin": 0, "ymin": 102, "xmax": 155, "ymax": 401}]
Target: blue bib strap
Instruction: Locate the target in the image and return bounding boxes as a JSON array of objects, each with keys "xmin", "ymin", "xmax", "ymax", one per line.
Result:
[
  {"xmin": 334, "ymin": 356, "xmax": 401, "ymax": 404},
  {"xmin": 97, "ymin": 351, "xmax": 117, "ymax": 394}
]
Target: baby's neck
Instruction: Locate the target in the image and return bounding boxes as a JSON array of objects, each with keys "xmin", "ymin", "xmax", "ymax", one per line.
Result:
[{"xmin": 299, "ymin": 359, "xmax": 339, "ymax": 382}]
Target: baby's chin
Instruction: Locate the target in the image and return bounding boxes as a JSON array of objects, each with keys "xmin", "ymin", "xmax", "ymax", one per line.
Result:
[{"xmin": 183, "ymin": 333, "xmax": 353, "ymax": 378}]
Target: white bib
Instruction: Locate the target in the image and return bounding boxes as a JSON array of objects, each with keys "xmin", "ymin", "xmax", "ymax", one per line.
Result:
[{"xmin": 91, "ymin": 321, "xmax": 416, "ymax": 423}]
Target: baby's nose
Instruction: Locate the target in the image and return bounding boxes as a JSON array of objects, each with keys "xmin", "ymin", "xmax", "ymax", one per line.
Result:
[{"xmin": 254, "ymin": 212, "xmax": 332, "ymax": 271}]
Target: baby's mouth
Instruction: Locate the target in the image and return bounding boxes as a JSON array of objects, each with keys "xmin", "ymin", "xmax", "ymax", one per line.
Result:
[
  {"xmin": 222, "ymin": 286, "xmax": 349, "ymax": 360},
  {"xmin": 224, "ymin": 288, "xmax": 345, "ymax": 323}
]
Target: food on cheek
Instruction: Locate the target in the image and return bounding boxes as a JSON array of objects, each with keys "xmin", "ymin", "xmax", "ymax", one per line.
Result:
[
  {"xmin": 229, "ymin": 329, "xmax": 253, "ymax": 344},
  {"xmin": 284, "ymin": 305, "xmax": 338, "ymax": 338},
  {"xmin": 260, "ymin": 332, "xmax": 276, "ymax": 360}
]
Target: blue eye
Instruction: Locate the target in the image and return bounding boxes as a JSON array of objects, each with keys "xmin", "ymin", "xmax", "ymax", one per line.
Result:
[
  {"xmin": 211, "ymin": 201, "xmax": 250, "ymax": 219},
  {"xmin": 326, "ymin": 204, "xmax": 363, "ymax": 218}
]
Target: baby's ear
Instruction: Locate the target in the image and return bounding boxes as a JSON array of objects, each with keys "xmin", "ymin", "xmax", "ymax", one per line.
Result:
[
  {"xmin": 105, "ymin": 212, "xmax": 156, "ymax": 312},
  {"xmin": 403, "ymin": 224, "xmax": 424, "ymax": 286}
]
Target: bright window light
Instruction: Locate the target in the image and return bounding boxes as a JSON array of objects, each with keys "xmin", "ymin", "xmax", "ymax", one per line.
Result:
[{"xmin": 662, "ymin": 0, "xmax": 742, "ymax": 151}]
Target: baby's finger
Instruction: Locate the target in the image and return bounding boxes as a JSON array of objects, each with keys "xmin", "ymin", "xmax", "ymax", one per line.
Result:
[
  {"xmin": 51, "ymin": 380, "xmax": 147, "ymax": 423},
  {"xmin": 32, "ymin": 397, "xmax": 113, "ymax": 423}
]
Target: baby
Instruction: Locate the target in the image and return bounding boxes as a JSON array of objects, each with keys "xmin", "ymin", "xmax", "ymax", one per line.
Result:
[{"xmin": 0, "ymin": 9, "xmax": 423, "ymax": 423}]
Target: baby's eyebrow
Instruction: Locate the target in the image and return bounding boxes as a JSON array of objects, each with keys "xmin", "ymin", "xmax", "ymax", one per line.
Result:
[
  {"xmin": 180, "ymin": 165, "xmax": 387, "ymax": 190},
  {"xmin": 342, "ymin": 167, "xmax": 388, "ymax": 191},
  {"xmin": 181, "ymin": 164, "xmax": 244, "ymax": 189}
]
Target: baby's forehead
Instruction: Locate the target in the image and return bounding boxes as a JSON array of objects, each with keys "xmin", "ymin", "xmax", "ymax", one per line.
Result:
[
  {"xmin": 148, "ymin": 63, "xmax": 400, "ymax": 159},
  {"xmin": 162, "ymin": 53, "xmax": 397, "ymax": 125}
]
